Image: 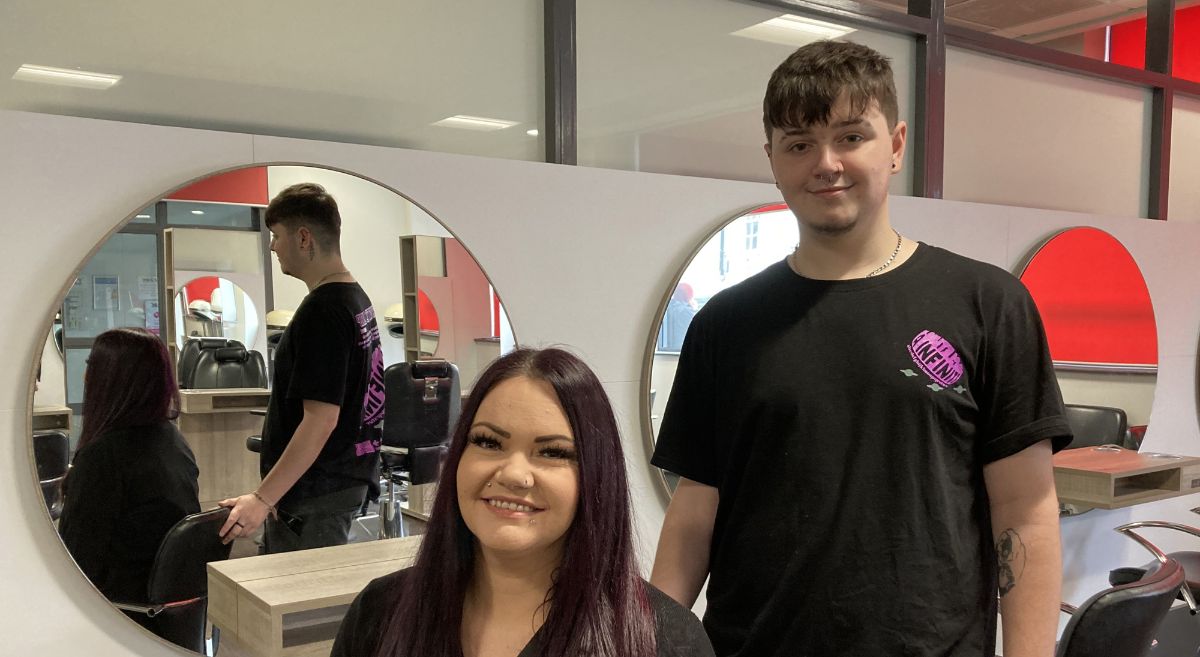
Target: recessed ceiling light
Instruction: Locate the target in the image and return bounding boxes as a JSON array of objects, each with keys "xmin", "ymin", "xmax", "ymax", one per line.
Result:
[
  {"xmin": 191, "ymin": 210, "xmax": 205, "ymax": 215},
  {"xmin": 526, "ymin": 128, "xmax": 539, "ymax": 137},
  {"xmin": 135, "ymin": 214, "xmax": 151, "ymax": 219},
  {"xmin": 432, "ymin": 115, "xmax": 520, "ymax": 131},
  {"xmin": 731, "ymin": 14, "xmax": 855, "ymax": 46},
  {"xmin": 12, "ymin": 64, "xmax": 122, "ymax": 90}
]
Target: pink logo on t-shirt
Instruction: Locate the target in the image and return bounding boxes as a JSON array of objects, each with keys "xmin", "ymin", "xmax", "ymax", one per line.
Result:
[{"xmin": 907, "ymin": 330, "xmax": 964, "ymax": 387}]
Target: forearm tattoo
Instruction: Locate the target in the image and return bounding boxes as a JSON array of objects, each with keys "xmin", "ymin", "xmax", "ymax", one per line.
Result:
[{"xmin": 996, "ymin": 528, "xmax": 1027, "ymax": 598}]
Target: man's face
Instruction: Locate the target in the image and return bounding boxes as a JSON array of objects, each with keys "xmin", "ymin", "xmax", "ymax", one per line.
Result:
[
  {"xmin": 765, "ymin": 95, "xmax": 905, "ymax": 236},
  {"xmin": 268, "ymin": 225, "xmax": 300, "ymax": 276}
]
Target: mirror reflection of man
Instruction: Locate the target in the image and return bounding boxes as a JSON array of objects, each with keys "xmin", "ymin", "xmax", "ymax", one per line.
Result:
[
  {"xmin": 650, "ymin": 41, "xmax": 1072, "ymax": 657},
  {"xmin": 219, "ymin": 183, "xmax": 385, "ymax": 553}
]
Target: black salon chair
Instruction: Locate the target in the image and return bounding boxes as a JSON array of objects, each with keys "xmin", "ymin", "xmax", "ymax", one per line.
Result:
[
  {"xmin": 111, "ymin": 507, "xmax": 233, "ymax": 654},
  {"xmin": 32, "ymin": 430, "xmax": 69, "ymax": 520},
  {"xmin": 1057, "ymin": 557, "xmax": 1185, "ymax": 657},
  {"xmin": 1109, "ymin": 521, "xmax": 1200, "ymax": 610},
  {"xmin": 190, "ymin": 346, "xmax": 268, "ymax": 389},
  {"xmin": 378, "ymin": 360, "xmax": 460, "ymax": 538},
  {"xmin": 1063, "ymin": 404, "xmax": 1130, "ymax": 449},
  {"xmin": 177, "ymin": 337, "xmax": 240, "ymax": 389}
]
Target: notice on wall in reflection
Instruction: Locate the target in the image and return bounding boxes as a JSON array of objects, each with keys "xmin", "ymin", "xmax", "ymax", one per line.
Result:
[
  {"xmin": 92, "ymin": 275, "xmax": 119, "ymax": 310},
  {"xmin": 64, "ymin": 277, "xmax": 84, "ymax": 328},
  {"xmin": 138, "ymin": 276, "xmax": 158, "ymax": 302},
  {"xmin": 144, "ymin": 300, "xmax": 160, "ymax": 334}
]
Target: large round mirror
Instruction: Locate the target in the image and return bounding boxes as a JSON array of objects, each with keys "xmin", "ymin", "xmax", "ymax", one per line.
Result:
[
  {"xmin": 28, "ymin": 164, "xmax": 515, "ymax": 654},
  {"xmin": 1017, "ymin": 227, "xmax": 1157, "ymax": 449},
  {"xmin": 643, "ymin": 203, "xmax": 797, "ymax": 494}
]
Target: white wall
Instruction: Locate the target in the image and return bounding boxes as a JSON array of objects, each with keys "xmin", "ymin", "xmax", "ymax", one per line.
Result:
[{"xmin": 4, "ymin": 112, "xmax": 1200, "ymax": 655}]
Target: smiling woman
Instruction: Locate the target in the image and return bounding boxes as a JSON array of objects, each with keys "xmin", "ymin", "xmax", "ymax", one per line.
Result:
[{"xmin": 331, "ymin": 347, "xmax": 715, "ymax": 657}]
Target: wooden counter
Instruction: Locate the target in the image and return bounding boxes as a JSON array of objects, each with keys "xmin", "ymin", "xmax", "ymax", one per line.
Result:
[
  {"xmin": 208, "ymin": 536, "xmax": 422, "ymax": 657},
  {"xmin": 178, "ymin": 388, "xmax": 271, "ymax": 507},
  {"xmin": 32, "ymin": 404, "xmax": 72, "ymax": 432},
  {"xmin": 1054, "ymin": 447, "xmax": 1200, "ymax": 509}
]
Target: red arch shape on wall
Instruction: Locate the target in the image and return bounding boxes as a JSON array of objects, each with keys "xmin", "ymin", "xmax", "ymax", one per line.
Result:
[{"xmin": 1019, "ymin": 227, "xmax": 1157, "ymax": 368}]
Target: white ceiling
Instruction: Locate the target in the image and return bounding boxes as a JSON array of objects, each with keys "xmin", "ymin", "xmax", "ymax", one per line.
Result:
[{"xmin": 0, "ymin": 0, "xmax": 1175, "ymax": 168}]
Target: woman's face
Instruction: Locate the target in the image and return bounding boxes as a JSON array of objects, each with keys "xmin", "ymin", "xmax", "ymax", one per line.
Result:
[{"xmin": 456, "ymin": 375, "xmax": 580, "ymax": 562}]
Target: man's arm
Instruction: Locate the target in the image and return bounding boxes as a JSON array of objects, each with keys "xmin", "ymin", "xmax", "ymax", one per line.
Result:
[
  {"xmin": 651, "ymin": 477, "xmax": 719, "ymax": 608},
  {"xmin": 218, "ymin": 399, "xmax": 340, "ymax": 542},
  {"xmin": 984, "ymin": 439, "xmax": 1061, "ymax": 657}
]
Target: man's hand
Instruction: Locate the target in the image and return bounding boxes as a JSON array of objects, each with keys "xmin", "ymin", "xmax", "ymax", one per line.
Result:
[{"xmin": 217, "ymin": 492, "xmax": 275, "ymax": 545}]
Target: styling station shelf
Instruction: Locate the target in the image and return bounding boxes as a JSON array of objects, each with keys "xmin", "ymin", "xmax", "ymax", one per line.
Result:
[
  {"xmin": 1053, "ymin": 447, "xmax": 1200, "ymax": 510},
  {"xmin": 178, "ymin": 388, "xmax": 270, "ymax": 508},
  {"xmin": 208, "ymin": 536, "xmax": 422, "ymax": 657}
]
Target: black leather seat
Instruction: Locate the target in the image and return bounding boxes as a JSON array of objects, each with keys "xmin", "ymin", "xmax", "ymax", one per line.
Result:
[
  {"xmin": 32, "ymin": 430, "xmax": 69, "ymax": 520},
  {"xmin": 190, "ymin": 346, "xmax": 268, "ymax": 389},
  {"xmin": 1059, "ymin": 557, "xmax": 1184, "ymax": 657},
  {"xmin": 111, "ymin": 507, "xmax": 234, "ymax": 653},
  {"xmin": 1109, "ymin": 521, "xmax": 1200, "ymax": 606},
  {"xmin": 1063, "ymin": 404, "xmax": 1129, "ymax": 449},
  {"xmin": 378, "ymin": 360, "xmax": 460, "ymax": 537},
  {"xmin": 177, "ymin": 338, "xmax": 240, "ymax": 389}
]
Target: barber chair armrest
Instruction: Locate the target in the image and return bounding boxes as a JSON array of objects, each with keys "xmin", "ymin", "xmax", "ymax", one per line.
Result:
[
  {"xmin": 111, "ymin": 595, "xmax": 206, "ymax": 618},
  {"xmin": 245, "ymin": 435, "xmax": 262, "ymax": 453},
  {"xmin": 249, "ymin": 409, "xmax": 267, "ymax": 417},
  {"xmin": 380, "ymin": 445, "xmax": 408, "ymax": 456},
  {"xmin": 1114, "ymin": 522, "xmax": 1200, "ymax": 614}
]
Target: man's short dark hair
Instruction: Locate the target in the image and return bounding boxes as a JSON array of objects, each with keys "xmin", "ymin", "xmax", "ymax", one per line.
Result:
[
  {"xmin": 763, "ymin": 40, "xmax": 899, "ymax": 139},
  {"xmin": 264, "ymin": 182, "xmax": 342, "ymax": 254}
]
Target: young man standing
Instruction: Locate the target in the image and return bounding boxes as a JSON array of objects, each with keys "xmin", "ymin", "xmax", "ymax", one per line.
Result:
[
  {"xmin": 219, "ymin": 183, "xmax": 385, "ymax": 553},
  {"xmin": 650, "ymin": 41, "xmax": 1071, "ymax": 657}
]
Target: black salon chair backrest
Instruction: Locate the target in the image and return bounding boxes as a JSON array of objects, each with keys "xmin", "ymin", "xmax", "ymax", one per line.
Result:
[
  {"xmin": 1063, "ymin": 404, "xmax": 1129, "ymax": 449},
  {"xmin": 1058, "ymin": 558, "xmax": 1183, "ymax": 657},
  {"xmin": 33, "ymin": 430, "xmax": 69, "ymax": 519},
  {"xmin": 177, "ymin": 337, "xmax": 240, "ymax": 389},
  {"xmin": 382, "ymin": 360, "xmax": 460, "ymax": 486},
  {"xmin": 190, "ymin": 346, "xmax": 268, "ymax": 389},
  {"xmin": 141, "ymin": 507, "xmax": 233, "ymax": 653},
  {"xmin": 383, "ymin": 360, "xmax": 461, "ymax": 449}
]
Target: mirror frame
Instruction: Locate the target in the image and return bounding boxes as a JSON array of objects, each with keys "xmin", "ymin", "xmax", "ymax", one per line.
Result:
[
  {"xmin": 639, "ymin": 202, "xmax": 785, "ymax": 501},
  {"xmin": 23, "ymin": 161, "xmax": 516, "ymax": 654}
]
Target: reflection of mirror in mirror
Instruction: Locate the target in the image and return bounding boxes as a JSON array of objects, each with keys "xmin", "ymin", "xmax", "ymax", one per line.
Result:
[
  {"xmin": 1018, "ymin": 227, "xmax": 1157, "ymax": 454},
  {"xmin": 30, "ymin": 164, "xmax": 515, "ymax": 654},
  {"xmin": 174, "ymin": 276, "xmax": 260, "ymax": 350},
  {"xmin": 645, "ymin": 204, "xmax": 797, "ymax": 493}
]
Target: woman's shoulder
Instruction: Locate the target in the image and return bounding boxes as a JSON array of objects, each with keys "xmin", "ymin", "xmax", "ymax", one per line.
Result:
[
  {"xmin": 642, "ymin": 581, "xmax": 715, "ymax": 657},
  {"xmin": 332, "ymin": 569, "xmax": 409, "ymax": 657}
]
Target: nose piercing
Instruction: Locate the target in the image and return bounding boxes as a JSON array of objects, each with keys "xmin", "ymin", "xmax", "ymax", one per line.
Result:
[{"xmin": 486, "ymin": 482, "xmax": 493, "ymax": 488}]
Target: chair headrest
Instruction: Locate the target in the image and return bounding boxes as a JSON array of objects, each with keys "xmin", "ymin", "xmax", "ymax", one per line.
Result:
[
  {"xmin": 411, "ymin": 359, "xmax": 453, "ymax": 378},
  {"xmin": 214, "ymin": 347, "xmax": 248, "ymax": 363}
]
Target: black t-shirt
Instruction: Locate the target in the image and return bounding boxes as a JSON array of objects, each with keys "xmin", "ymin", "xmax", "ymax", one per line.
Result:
[
  {"xmin": 58, "ymin": 420, "xmax": 200, "ymax": 602},
  {"xmin": 652, "ymin": 244, "xmax": 1072, "ymax": 657},
  {"xmin": 330, "ymin": 568, "xmax": 716, "ymax": 657},
  {"xmin": 262, "ymin": 282, "xmax": 385, "ymax": 508}
]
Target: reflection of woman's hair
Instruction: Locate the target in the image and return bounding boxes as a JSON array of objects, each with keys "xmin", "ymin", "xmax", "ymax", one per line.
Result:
[
  {"xmin": 77, "ymin": 328, "xmax": 179, "ymax": 452},
  {"xmin": 373, "ymin": 348, "xmax": 655, "ymax": 657}
]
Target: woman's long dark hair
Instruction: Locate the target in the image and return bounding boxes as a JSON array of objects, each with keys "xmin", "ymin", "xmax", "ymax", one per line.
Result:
[
  {"xmin": 374, "ymin": 347, "xmax": 656, "ymax": 657},
  {"xmin": 77, "ymin": 327, "xmax": 179, "ymax": 452}
]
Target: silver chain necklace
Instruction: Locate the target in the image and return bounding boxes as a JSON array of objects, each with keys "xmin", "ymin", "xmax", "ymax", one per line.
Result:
[{"xmin": 866, "ymin": 230, "xmax": 904, "ymax": 277}]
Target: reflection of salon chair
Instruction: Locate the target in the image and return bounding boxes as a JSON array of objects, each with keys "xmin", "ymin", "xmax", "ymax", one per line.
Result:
[
  {"xmin": 1058, "ymin": 556, "xmax": 1184, "ymax": 657},
  {"xmin": 33, "ymin": 430, "xmax": 69, "ymax": 520},
  {"xmin": 190, "ymin": 346, "xmax": 268, "ymax": 389},
  {"xmin": 1108, "ymin": 521, "xmax": 1200, "ymax": 614},
  {"xmin": 111, "ymin": 507, "xmax": 234, "ymax": 654},
  {"xmin": 378, "ymin": 360, "xmax": 460, "ymax": 538},
  {"xmin": 177, "ymin": 338, "xmax": 240, "ymax": 389},
  {"xmin": 1064, "ymin": 404, "xmax": 1130, "ymax": 449}
]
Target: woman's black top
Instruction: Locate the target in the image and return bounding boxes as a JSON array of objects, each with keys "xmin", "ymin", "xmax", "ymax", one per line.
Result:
[
  {"xmin": 331, "ymin": 569, "xmax": 716, "ymax": 657},
  {"xmin": 58, "ymin": 420, "xmax": 200, "ymax": 603}
]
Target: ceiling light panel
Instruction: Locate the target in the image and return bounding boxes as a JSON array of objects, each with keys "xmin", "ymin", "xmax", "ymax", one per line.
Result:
[
  {"xmin": 12, "ymin": 64, "xmax": 122, "ymax": 90},
  {"xmin": 432, "ymin": 115, "xmax": 520, "ymax": 131},
  {"xmin": 731, "ymin": 14, "xmax": 856, "ymax": 47}
]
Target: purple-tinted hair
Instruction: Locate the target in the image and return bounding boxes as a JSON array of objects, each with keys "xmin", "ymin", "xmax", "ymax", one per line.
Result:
[
  {"xmin": 77, "ymin": 328, "xmax": 179, "ymax": 452},
  {"xmin": 373, "ymin": 347, "xmax": 656, "ymax": 657}
]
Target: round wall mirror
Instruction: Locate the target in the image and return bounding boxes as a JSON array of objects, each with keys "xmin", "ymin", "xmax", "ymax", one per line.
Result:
[
  {"xmin": 174, "ymin": 276, "xmax": 260, "ymax": 349},
  {"xmin": 642, "ymin": 203, "xmax": 796, "ymax": 494},
  {"xmin": 1017, "ymin": 227, "xmax": 1158, "ymax": 453},
  {"xmin": 28, "ymin": 164, "xmax": 514, "ymax": 653}
]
